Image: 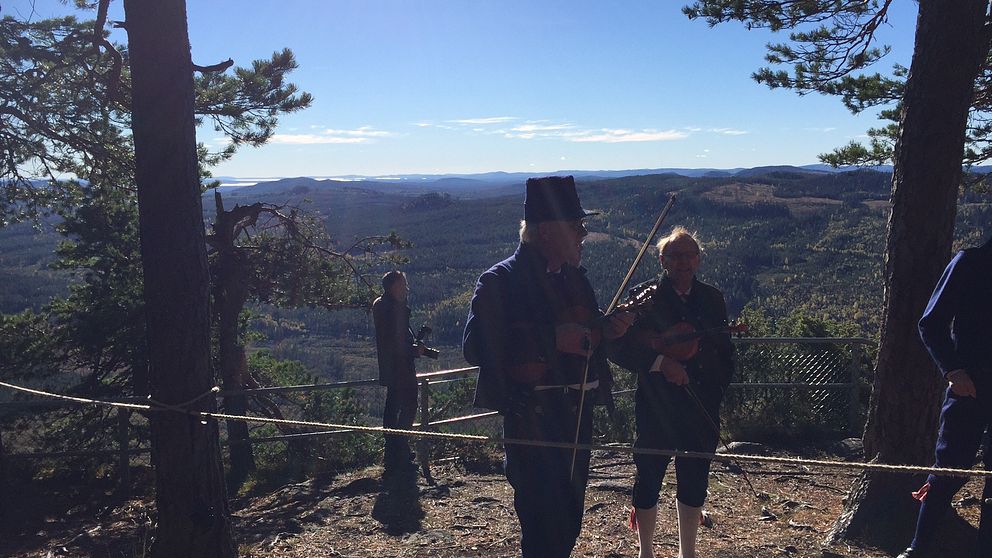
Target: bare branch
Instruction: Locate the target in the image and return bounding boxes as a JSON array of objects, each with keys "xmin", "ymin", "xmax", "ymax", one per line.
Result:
[{"xmin": 194, "ymin": 59, "xmax": 234, "ymax": 73}]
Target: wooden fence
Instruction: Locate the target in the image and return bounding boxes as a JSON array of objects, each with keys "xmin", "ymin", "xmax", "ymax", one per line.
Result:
[{"xmin": 0, "ymin": 337, "xmax": 873, "ymax": 490}]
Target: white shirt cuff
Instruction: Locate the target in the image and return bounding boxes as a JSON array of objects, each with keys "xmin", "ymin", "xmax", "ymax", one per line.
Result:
[{"xmin": 650, "ymin": 354, "xmax": 666, "ymax": 372}]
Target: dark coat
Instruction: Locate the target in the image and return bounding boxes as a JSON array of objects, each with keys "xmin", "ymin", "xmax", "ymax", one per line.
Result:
[
  {"xmin": 463, "ymin": 243, "xmax": 613, "ymax": 413},
  {"xmin": 372, "ymin": 295, "xmax": 417, "ymax": 387},
  {"xmin": 918, "ymin": 238, "xmax": 992, "ymax": 379}
]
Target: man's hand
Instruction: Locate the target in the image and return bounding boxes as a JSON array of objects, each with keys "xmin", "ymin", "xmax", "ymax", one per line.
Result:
[
  {"xmin": 603, "ymin": 311, "xmax": 635, "ymax": 340},
  {"xmin": 948, "ymin": 369, "xmax": 977, "ymax": 398},
  {"xmin": 658, "ymin": 358, "xmax": 689, "ymax": 386},
  {"xmin": 556, "ymin": 322, "xmax": 592, "ymax": 357}
]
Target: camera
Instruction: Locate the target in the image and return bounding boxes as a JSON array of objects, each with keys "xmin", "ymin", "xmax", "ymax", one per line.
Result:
[{"xmin": 415, "ymin": 325, "xmax": 440, "ymax": 359}]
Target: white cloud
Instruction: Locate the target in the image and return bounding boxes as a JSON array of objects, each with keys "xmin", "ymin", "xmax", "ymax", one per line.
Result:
[
  {"xmin": 511, "ymin": 122, "xmax": 575, "ymax": 133},
  {"xmin": 270, "ymin": 126, "xmax": 397, "ymax": 145},
  {"xmin": 567, "ymin": 128, "xmax": 688, "ymax": 143},
  {"xmin": 202, "ymin": 137, "xmax": 230, "ymax": 148},
  {"xmin": 270, "ymin": 134, "xmax": 368, "ymax": 145},
  {"xmin": 709, "ymin": 127, "xmax": 749, "ymax": 136},
  {"xmin": 448, "ymin": 116, "xmax": 518, "ymax": 125},
  {"xmin": 321, "ymin": 126, "xmax": 396, "ymax": 138},
  {"xmin": 433, "ymin": 117, "xmax": 690, "ymax": 143}
]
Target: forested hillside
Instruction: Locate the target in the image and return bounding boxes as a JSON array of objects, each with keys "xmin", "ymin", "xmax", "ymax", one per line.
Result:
[{"xmin": 2, "ymin": 169, "xmax": 988, "ymax": 381}]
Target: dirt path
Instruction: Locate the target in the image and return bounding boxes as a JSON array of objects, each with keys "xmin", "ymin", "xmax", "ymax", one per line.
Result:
[{"xmin": 2, "ymin": 450, "xmax": 983, "ymax": 557}]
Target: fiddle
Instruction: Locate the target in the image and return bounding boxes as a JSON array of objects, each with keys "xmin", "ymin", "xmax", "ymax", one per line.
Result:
[
  {"xmin": 616, "ymin": 281, "xmax": 747, "ymax": 361},
  {"xmin": 507, "ymin": 281, "xmax": 642, "ymax": 384},
  {"xmin": 643, "ymin": 320, "xmax": 748, "ymax": 362}
]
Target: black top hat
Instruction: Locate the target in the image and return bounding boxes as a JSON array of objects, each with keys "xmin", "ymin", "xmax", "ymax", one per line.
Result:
[{"xmin": 523, "ymin": 175, "xmax": 599, "ymax": 223}]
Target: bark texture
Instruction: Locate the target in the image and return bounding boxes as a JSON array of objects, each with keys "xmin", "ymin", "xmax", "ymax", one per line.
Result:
[
  {"xmin": 210, "ymin": 192, "xmax": 256, "ymax": 492},
  {"xmin": 124, "ymin": 0, "xmax": 236, "ymax": 556},
  {"xmin": 828, "ymin": 0, "xmax": 991, "ymax": 551}
]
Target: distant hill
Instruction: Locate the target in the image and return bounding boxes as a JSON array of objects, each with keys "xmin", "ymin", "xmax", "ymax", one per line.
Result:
[
  {"xmin": 734, "ymin": 165, "xmax": 828, "ymax": 178},
  {"xmin": 2, "ymin": 166, "xmax": 989, "ymax": 381},
  {"xmin": 211, "ymin": 164, "xmax": 876, "ymax": 198},
  {"xmin": 198, "ymin": 168, "xmax": 988, "ymax": 347}
]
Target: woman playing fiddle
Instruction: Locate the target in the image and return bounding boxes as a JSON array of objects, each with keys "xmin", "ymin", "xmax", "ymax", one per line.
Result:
[{"xmin": 609, "ymin": 226, "xmax": 737, "ymax": 558}]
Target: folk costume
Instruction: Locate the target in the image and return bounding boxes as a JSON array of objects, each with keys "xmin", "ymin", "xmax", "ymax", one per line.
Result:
[
  {"xmin": 463, "ymin": 176, "xmax": 612, "ymax": 558},
  {"xmin": 372, "ymin": 291, "xmax": 420, "ymax": 472},
  {"xmin": 609, "ymin": 272, "xmax": 735, "ymax": 557},
  {"xmin": 901, "ymin": 238, "xmax": 992, "ymax": 558}
]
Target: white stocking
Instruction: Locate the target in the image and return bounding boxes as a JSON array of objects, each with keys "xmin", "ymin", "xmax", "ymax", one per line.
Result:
[
  {"xmin": 635, "ymin": 505, "xmax": 658, "ymax": 558},
  {"xmin": 676, "ymin": 500, "xmax": 702, "ymax": 558}
]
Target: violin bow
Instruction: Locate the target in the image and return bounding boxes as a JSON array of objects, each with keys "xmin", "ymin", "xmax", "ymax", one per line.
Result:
[
  {"xmin": 683, "ymin": 384, "xmax": 762, "ymax": 502},
  {"xmin": 606, "ymin": 192, "xmax": 679, "ymax": 315},
  {"xmin": 570, "ymin": 192, "xmax": 679, "ymax": 480}
]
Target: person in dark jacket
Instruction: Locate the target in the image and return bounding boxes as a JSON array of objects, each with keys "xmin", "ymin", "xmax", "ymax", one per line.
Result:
[
  {"xmin": 898, "ymin": 236, "xmax": 992, "ymax": 558},
  {"xmin": 373, "ymin": 271, "xmax": 425, "ymax": 473},
  {"xmin": 462, "ymin": 175, "xmax": 633, "ymax": 558},
  {"xmin": 609, "ymin": 226, "xmax": 736, "ymax": 558}
]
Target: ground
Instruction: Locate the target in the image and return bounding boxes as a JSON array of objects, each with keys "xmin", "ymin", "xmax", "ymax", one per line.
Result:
[{"xmin": 0, "ymin": 447, "xmax": 984, "ymax": 557}]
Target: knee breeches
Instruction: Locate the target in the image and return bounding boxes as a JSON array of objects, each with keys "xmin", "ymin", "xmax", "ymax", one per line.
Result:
[{"xmin": 631, "ymin": 384, "xmax": 721, "ymax": 509}]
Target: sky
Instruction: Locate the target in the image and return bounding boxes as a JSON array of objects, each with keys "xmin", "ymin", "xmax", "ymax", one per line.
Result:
[{"xmin": 8, "ymin": 1, "xmax": 920, "ymax": 178}]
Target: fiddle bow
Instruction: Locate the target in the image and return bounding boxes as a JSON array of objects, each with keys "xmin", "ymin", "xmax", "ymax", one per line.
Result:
[{"xmin": 569, "ymin": 192, "xmax": 678, "ymax": 480}]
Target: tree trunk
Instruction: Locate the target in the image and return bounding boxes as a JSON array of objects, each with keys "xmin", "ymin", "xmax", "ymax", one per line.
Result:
[
  {"xmin": 211, "ymin": 193, "xmax": 256, "ymax": 493},
  {"xmin": 827, "ymin": 0, "xmax": 990, "ymax": 551},
  {"xmin": 124, "ymin": 0, "xmax": 236, "ymax": 556}
]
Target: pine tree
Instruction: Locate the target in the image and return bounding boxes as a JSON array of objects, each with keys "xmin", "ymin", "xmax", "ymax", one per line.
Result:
[{"xmin": 685, "ymin": 0, "xmax": 992, "ymax": 549}]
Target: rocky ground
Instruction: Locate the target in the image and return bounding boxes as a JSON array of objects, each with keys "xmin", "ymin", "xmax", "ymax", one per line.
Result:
[{"xmin": 1, "ymin": 444, "xmax": 984, "ymax": 558}]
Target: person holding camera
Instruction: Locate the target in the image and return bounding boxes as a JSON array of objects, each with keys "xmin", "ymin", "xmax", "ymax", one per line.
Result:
[{"xmin": 373, "ymin": 270, "xmax": 428, "ymax": 475}]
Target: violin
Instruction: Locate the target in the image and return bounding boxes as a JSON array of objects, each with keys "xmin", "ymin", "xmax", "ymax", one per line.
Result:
[
  {"xmin": 643, "ymin": 320, "xmax": 748, "ymax": 361},
  {"xmin": 507, "ymin": 276, "xmax": 603, "ymax": 384},
  {"xmin": 623, "ymin": 282, "xmax": 748, "ymax": 362}
]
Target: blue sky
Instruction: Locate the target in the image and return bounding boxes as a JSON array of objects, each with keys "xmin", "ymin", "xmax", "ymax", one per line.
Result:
[{"xmin": 9, "ymin": 1, "xmax": 919, "ymax": 177}]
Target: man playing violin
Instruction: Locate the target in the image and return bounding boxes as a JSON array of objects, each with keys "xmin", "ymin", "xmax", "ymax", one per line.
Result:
[
  {"xmin": 610, "ymin": 226, "xmax": 736, "ymax": 558},
  {"xmin": 462, "ymin": 175, "xmax": 633, "ymax": 558}
]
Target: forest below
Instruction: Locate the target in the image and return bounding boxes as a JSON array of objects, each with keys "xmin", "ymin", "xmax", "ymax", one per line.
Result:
[{"xmin": 1, "ymin": 167, "xmax": 988, "ymax": 383}]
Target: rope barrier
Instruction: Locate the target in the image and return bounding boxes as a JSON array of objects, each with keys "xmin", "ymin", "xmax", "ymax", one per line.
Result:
[{"xmin": 2, "ymin": 379, "xmax": 990, "ymax": 479}]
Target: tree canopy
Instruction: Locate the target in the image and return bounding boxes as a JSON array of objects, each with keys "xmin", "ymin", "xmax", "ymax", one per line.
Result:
[
  {"xmin": 0, "ymin": 11, "xmax": 312, "ymax": 224},
  {"xmin": 684, "ymin": 0, "xmax": 992, "ymax": 169}
]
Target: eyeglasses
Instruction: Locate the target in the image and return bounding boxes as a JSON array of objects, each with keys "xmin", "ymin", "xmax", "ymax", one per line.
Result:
[{"xmin": 663, "ymin": 251, "xmax": 699, "ymax": 261}]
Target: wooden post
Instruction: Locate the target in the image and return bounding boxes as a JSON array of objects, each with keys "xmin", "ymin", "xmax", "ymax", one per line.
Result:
[
  {"xmin": 848, "ymin": 344, "xmax": 863, "ymax": 436},
  {"xmin": 117, "ymin": 408, "xmax": 131, "ymax": 495},
  {"xmin": 417, "ymin": 379, "xmax": 435, "ymax": 485}
]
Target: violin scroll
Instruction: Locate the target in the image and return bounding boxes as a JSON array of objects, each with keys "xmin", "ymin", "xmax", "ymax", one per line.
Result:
[{"xmin": 614, "ymin": 282, "xmax": 659, "ymax": 314}]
